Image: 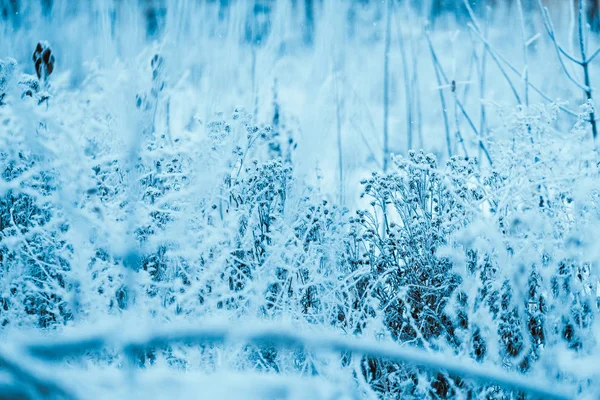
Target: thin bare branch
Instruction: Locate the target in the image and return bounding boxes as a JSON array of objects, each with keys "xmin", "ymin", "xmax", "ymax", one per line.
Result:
[
  {"xmin": 467, "ymin": 24, "xmax": 579, "ymax": 118},
  {"xmin": 22, "ymin": 323, "xmax": 574, "ymax": 400}
]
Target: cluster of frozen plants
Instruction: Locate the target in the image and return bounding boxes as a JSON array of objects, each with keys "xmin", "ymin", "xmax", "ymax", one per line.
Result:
[{"xmin": 2, "ymin": 0, "xmax": 600, "ymax": 399}]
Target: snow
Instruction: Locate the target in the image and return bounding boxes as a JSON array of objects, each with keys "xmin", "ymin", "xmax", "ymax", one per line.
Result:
[{"xmin": 1, "ymin": 0, "xmax": 600, "ymax": 398}]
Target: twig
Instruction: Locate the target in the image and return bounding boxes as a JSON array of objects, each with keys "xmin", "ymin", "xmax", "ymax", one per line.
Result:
[
  {"xmin": 577, "ymin": 0, "xmax": 598, "ymax": 140},
  {"xmin": 394, "ymin": 8, "xmax": 413, "ymax": 152},
  {"xmin": 333, "ymin": 69, "xmax": 344, "ymax": 205},
  {"xmin": 517, "ymin": 0, "xmax": 530, "ymax": 106},
  {"xmin": 537, "ymin": 0, "xmax": 588, "ymax": 91},
  {"xmin": 23, "ymin": 322, "xmax": 574, "ymax": 400},
  {"xmin": 462, "ymin": 0, "xmax": 522, "ymax": 104},
  {"xmin": 411, "ymin": 33, "xmax": 425, "ymax": 149},
  {"xmin": 383, "ymin": 0, "xmax": 392, "ymax": 171},
  {"xmin": 425, "ymin": 30, "xmax": 452, "ymax": 158},
  {"xmin": 426, "ymin": 32, "xmax": 493, "ymax": 165},
  {"xmin": 0, "ymin": 345, "xmax": 74, "ymax": 399},
  {"xmin": 480, "ymin": 7, "xmax": 489, "ymax": 156},
  {"xmin": 467, "ymin": 24, "xmax": 579, "ymax": 118},
  {"xmin": 586, "ymin": 46, "xmax": 600, "ymax": 64},
  {"xmin": 536, "ymin": 0, "xmax": 598, "ymax": 140}
]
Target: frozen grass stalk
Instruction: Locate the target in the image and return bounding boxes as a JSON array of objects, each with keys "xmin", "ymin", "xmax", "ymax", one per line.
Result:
[
  {"xmin": 394, "ymin": 7, "xmax": 413, "ymax": 152},
  {"xmin": 426, "ymin": 30, "xmax": 452, "ymax": 158},
  {"xmin": 334, "ymin": 68, "xmax": 344, "ymax": 205},
  {"xmin": 383, "ymin": 0, "xmax": 392, "ymax": 172},
  {"xmin": 537, "ymin": 0, "xmax": 599, "ymax": 140},
  {"xmin": 516, "ymin": 0, "xmax": 529, "ymax": 107},
  {"xmin": 578, "ymin": 0, "xmax": 598, "ymax": 140},
  {"xmin": 426, "ymin": 31, "xmax": 492, "ymax": 165}
]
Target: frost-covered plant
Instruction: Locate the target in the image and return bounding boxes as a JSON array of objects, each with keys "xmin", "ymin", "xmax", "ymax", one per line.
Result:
[
  {"xmin": 445, "ymin": 103, "xmax": 600, "ymax": 398},
  {"xmin": 352, "ymin": 150, "xmax": 482, "ymax": 397},
  {"xmin": 0, "ymin": 49, "xmax": 73, "ymax": 329},
  {"xmin": 0, "ymin": 152, "xmax": 71, "ymax": 328},
  {"xmin": 359, "ymin": 151, "xmax": 480, "ymax": 343}
]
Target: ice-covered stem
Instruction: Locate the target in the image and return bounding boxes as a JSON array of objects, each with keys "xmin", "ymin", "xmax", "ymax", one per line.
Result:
[
  {"xmin": 466, "ymin": 7, "xmax": 489, "ymax": 160},
  {"xmin": 537, "ymin": 1, "xmax": 588, "ymax": 91},
  {"xmin": 479, "ymin": 13, "xmax": 488, "ymax": 138},
  {"xmin": 426, "ymin": 32, "xmax": 493, "ymax": 166},
  {"xmin": 516, "ymin": 0, "xmax": 529, "ymax": 107},
  {"xmin": 150, "ymin": 54, "xmax": 165, "ymax": 136},
  {"xmin": 468, "ymin": 25, "xmax": 581, "ymax": 123},
  {"xmin": 394, "ymin": 8, "xmax": 413, "ymax": 152},
  {"xmin": 462, "ymin": 0, "xmax": 521, "ymax": 105},
  {"xmin": 22, "ymin": 322, "xmax": 574, "ymax": 400},
  {"xmin": 537, "ymin": 0, "xmax": 598, "ymax": 140},
  {"xmin": 578, "ymin": 0, "xmax": 598, "ymax": 140},
  {"xmin": 410, "ymin": 32, "xmax": 424, "ymax": 149},
  {"xmin": 333, "ymin": 69, "xmax": 344, "ymax": 205},
  {"xmin": 382, "ymin": 0, "xmax": 392, "ymax": 172},
  {"xmin": 425, "ymin": 30, "xmax": 452, "ymax": 159}
]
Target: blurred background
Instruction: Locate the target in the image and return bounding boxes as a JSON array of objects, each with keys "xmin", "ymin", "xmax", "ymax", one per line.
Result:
[{"xmin": 1, "ymin": 0, "xmax": 598, "ymax": 200}]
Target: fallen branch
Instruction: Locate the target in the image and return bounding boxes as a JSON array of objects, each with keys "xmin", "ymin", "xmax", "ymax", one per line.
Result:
[
  {"xmin": 0, "ymin": 344, "xmax": 75, "ymax": 399},
  {"xmin": 19, "ymin": 322, "xmax": 573, "ymax": 400}
]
